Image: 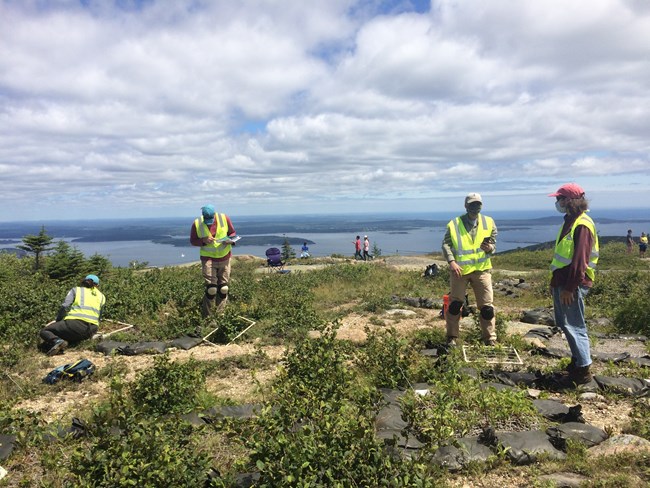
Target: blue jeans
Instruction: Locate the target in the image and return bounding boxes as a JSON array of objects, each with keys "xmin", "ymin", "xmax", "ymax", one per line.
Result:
[{"xmin": 552, "ymin": 285, "xmax": 592, "ymax": 367}]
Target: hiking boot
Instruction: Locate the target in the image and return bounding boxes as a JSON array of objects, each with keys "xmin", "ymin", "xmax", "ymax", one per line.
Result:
[
  {"xmin": 554, "ymin": 365, "xmax": 592, "ymax": 389},
  {"xmin": 446, "ymin": 337, "xmax": 457, "ymax": 347},
  {"xmin": 569, "ymin": 365, "xmax": 593, "ymax": 384},
  {"xmin": 484, "ymin": 339, "xmax": 497, "ymax": 347},
  {"xmin": 46, "ymin": 339, "xmax": 68, "ymax": 356}
]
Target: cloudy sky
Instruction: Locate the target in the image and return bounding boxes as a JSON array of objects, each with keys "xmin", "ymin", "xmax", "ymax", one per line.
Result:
[{"xmin": 1, "ymin": 0, "xmax": 649, "ymax": 221}]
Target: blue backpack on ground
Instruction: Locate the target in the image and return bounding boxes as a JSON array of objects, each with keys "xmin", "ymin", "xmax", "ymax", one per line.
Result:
[{"xmin": 43, "ymin": 359, "xmax": 96, "ymax": 385}]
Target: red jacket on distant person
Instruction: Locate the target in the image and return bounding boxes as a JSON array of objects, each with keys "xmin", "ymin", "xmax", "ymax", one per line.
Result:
[{"xmin": 189, "ymin": 216, "xmax": 237, "ymax": 263}]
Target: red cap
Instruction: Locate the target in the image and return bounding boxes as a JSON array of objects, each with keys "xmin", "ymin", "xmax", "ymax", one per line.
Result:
[{"xmin": 548, "ymin": 183, "xmax": 585, "ymax": 199}]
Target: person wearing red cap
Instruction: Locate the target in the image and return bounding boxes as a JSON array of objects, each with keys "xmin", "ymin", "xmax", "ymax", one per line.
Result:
[
  {"xmin": 548, "ymin": 183, "xmax": 599, "ymax": 387},
  {"xmin": 442, "ymin": 192, "xmax": 498, "ymax": 346},
  {"xmin": 190, "ymin": 205, "xmax": 237, "ymax": 317}
]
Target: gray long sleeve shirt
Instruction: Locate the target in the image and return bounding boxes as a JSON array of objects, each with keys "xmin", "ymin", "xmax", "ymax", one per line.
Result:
[{"xmin": 441, "ymin": 213, "xmax": 498, "ymax": 263}]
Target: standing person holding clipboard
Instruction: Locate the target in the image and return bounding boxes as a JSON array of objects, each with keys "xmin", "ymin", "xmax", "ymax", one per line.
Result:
[
  {"xmin": 441, "ymin": 193, "xmax": 498, "ymax": 346},
  {"xmin": 190, "ymin": 204, "xmax": 239, "ymax": 316}
]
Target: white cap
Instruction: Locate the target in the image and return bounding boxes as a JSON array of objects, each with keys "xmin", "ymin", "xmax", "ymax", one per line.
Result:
[{"xmin": 465, "ymin": 192, "xmax": 482, "ymax": 205}]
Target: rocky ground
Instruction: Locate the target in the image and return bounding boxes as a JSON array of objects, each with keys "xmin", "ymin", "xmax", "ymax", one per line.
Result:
[{"xmin": 9, "ymin": 255, "xmax": 650, "ymax": 487}]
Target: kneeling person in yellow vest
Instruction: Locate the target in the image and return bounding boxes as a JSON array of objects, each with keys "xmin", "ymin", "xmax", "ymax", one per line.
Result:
[
  {"xmin": 442, "ymin": 193, "xmax": 498, "ymax": 346},
  {"xmin": 190, "ymin": 204, "xmax": 238, "ymax": 317},
  {"xmin": 40, "ymin": 274, "xmax": 106, "ymax": 356}
]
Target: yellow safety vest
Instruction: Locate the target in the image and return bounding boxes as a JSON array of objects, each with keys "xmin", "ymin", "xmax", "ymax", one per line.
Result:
[
  {"xmin": 448, "ymin": 214, "xmax": 495, "ymax": 275},
  {"xmin": 64, "ymin": 286, "xmax": 105, "ymax": 326},
  {"xmin": 194, "ymin": 213, "xmax": 231, "ymax": 259},
  {"xmin": 550, "ymin": 213, "xmax": 599, "ymax": 281}
]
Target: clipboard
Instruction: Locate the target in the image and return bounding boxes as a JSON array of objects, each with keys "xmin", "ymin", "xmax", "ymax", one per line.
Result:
[{"xmin": 216, "ymin": 235, "xmax": 241, "ymax": 244}]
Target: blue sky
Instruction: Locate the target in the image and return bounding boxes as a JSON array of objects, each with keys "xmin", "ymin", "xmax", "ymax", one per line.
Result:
[{"xmin": 1, "ymin": 0, "xmax": 649, "ymax": 221}]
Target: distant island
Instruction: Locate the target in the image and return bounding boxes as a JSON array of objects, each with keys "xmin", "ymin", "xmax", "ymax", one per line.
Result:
[
  {"xmin": 498, "ymin": 235, "xmax": 628, "ymax": 254},
  {"xmin": 151, "ymin": 236, "xmax": 315, "ymax": 248}
]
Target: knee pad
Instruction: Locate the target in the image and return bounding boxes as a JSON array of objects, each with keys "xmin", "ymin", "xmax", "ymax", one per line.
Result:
[
  {"xmin": 205, "ymin": 284, "xmax": 218, "ymax": 300},
  {"xmin": 480, "ymin": 306, "xmax": 495, "ymax": 320},
  {"xmin": 448, "ymin": 300, "xmax": 464, "ymax": 316},
  {"xmin": 218, "ymin": 285, "xmax": 229, "ymax": 299}
]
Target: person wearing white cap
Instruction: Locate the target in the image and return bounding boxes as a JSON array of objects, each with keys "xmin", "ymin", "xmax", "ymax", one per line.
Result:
[
  {"xmin": 441, "ymin": 193, "xmax": 498, "ymax": 346},
  {"xmin": 548, "ymin": 183, "xmax": 598, "ymax": 387},
  {"xmin": 363, "ymin": 235, "xmax": 371, "ymax": 261},
  {"xmin": 39, "ymin": 274, "xmax": 106, "ymax": 355},
  {"xmin": 190, "ymin": 204, "xmax": 238, "ymax": 316}
]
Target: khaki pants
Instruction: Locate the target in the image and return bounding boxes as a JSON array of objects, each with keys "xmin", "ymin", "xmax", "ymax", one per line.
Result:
[
  {"xmin": 201, "ymin": 258, "xmax": 231, "ymax": 317},
  {"xmin": 446, "ymin": 270, "xmax": 496, "ymax": 342}
]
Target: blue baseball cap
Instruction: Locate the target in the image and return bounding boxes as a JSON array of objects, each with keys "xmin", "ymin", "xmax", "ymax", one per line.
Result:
[
  {"xmin": 85, "ymin": 274, "xmax": 100, "ymax": 285},
  {"xmin": 201, "ymin": 204, "xmax": 215, "ymax": 224}
]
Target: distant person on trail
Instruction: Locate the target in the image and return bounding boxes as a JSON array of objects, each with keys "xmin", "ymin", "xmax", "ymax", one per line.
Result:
[
  {"xmin": 441, "ymin": 193, "xmax": 498, "ymax": 347},
  {"xmin": 190, "ymin": 204, "xmax": 237, "ymax": 317},
  {"xmin": 353, "ymin": 235, "xmax": 362, "ymax": 260},
  {"xmin": 639, "ymin": 232, "xmax": 648, "ymax": 257},
  {"xmin": 548, "ymin": 183, "xmax": 598, "ymax": 388},
  {"xmin": 626, "ymin": 229, "xmax": 634, "ymax": 254},
  {"xmin": 39, "ymin": 274, "xmax": 105, "ymax": 356},
  {"xmin": 300, "ymin": 242, "xmax": 310, "ymax": 258},
  {"xmin": 363, "ymin": 235, "xmax": 371, "ymax": 260}
]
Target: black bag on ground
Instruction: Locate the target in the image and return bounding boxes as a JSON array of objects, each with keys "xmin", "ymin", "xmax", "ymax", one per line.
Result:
[
  {"xmin": 0, "ymin": 434, "xmax": 16, "ymax": 461},
  {"xmin": 43, "ymin": 358, "xmax": 95, "ymax": 385},
  {"xmin": 431, "ymin": 436, "xmax": 494, "ymax": 471},
  {"xmin": 532, "ymin": 399, "xmax": 585, "ymax": 423},
  {"xmin": 546, "ymin": 422, "xmax": 608, "ymax": 449},
  {"xmin": 95, "ymin": 340, "xmax": 129, "ymax": 355},
  {"xmin": 496, "ymin": 430, "xmax": 566, "ymax": 465},
  {"xmin": 423, "ymin": 263, "xmax": 439, "ymax": 278},
  {"xmin": 593, "ymin": 375, "xmax": 650, "ymax": 397},
  {"xmin": 169, "ymin": 335, "xmax": 204, "ymax": 350}
]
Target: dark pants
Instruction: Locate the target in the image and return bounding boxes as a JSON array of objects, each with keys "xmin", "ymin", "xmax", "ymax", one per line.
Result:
[{"xmin": 40, "ymin": 319, "xmax": 97, "ymax": 344}]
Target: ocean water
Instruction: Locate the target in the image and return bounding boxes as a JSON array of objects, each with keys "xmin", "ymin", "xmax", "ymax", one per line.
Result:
[
  {"xmin": 1, "ymin": 210, "xmax": 649, "ymax": 267},
  {"xmin": 17, "ymin": 221, "xmax": 646, "ymax": 267}
]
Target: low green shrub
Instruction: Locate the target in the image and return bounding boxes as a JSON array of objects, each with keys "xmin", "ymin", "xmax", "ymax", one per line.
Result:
[
  {"xmin": 402, "ymin": 355, "xmax": 541, "ymax": 446},
  {"xmin": 242, "ymin": 323, "xmax": 443, "ymax": 487},
  {"xmin": 361, "ymin": 290, "xmax": 393, "ymax": 312},
  {"xmin": 129, "ymin": 353, "xmax": 207, "ymax": 416},
  {"xmin": 357, "ymin": 326, "xmax": 416, "ymax": 388},
  {"xmin": 622, "ymin": 399, "xmax": 650, "ymax": 441},
  {"xmin": 70, "ymin": 377, "xmax": 211, "ymax": 487},
  {"xmin": 589, "ymin": 270, "xmax": 650, "ymax": 335},
  {"xmin": 494, "ymin": 248, "xmax": 553, "ymax": 271}
]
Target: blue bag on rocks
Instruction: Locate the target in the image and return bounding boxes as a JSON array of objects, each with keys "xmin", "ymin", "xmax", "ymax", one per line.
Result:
[{"xmin": 43, "ymin": 359, "xmax": 95, "ymax": 385}]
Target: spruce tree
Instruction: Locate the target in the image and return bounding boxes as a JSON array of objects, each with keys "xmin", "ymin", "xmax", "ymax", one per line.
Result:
[
  {"xmin": 371, "ymin": 242, "xmax": 382, "ymax": 258},
  {"xmin": 87, "ymin": 253, "xmax": 112, "ymax": 276},
  {"xmin": 281, "ymin": 237, "xmax": 296, "ymax": 261},
  {"xmin": 17, "ymin": 225, "xmax": 54, "ymax": 270},
  {"xmin": 46, "ymin": 240, "xmax": 86, "ymax": 280}
]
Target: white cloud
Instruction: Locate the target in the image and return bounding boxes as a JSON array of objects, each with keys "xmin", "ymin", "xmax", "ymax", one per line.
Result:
[{"xmin": 0, "ymin": 0, "xmax": 649, "ymax": 220}]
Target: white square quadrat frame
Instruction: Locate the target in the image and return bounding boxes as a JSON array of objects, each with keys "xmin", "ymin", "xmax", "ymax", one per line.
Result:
[
  {"xmin": 202, "ymin": 316, "xmax": 257, "ymax": 347},
  {"xmin": 462, "ymin": 344, "xmax": 523, "ymax": 365}
]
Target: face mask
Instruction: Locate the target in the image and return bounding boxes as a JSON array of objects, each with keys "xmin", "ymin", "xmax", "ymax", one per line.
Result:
[{"xmin": 555, "ymin": 201, "xmax": 567, "ymax": 214}]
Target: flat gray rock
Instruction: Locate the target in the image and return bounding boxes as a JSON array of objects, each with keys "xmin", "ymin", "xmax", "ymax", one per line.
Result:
[
  {"xmin": 537, "ymin": 472, "xmax": 589, "ymax": 487},
  {"xmin": 588, "ymin": 434, "xmax": 650, "ymax": 457}
]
